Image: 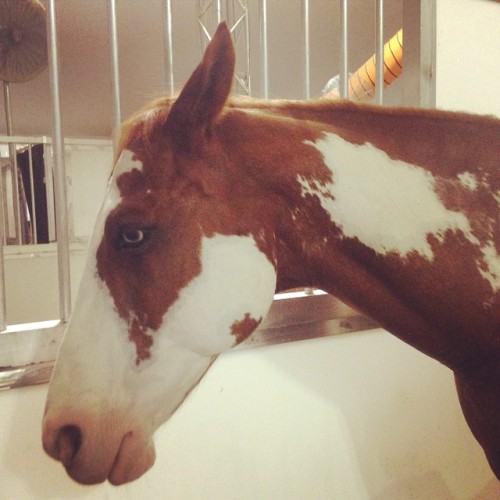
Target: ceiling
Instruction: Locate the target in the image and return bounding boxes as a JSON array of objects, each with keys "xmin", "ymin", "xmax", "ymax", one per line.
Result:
[{"xmin": 1, "ymin": 0, "xmax": 403, "ymax": 138}]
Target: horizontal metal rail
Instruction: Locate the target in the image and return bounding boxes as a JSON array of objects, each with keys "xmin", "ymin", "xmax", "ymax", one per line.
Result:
[{"xmin": 0, "ymin": 292, "xmax": 378, "ymax": 390}]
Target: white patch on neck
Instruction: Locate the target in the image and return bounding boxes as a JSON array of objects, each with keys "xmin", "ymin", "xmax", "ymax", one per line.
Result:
[
  {"xmin": 300, "ymin": 133, "xmax": 500, "ymax": 294},
  {"xmin": 457, "ymin": 171, "xmax": 478, "ymax": 191},
  {"xmin": 300, "ymin": 133, "xmax": 476, "ymax": 260},
  {"xmin": 479, "ymin": 242, "xmax": 500, "ymax": 292},
  {"xmin": 156, "ymin": 234, "xmax": 276, "ymax": 356}
]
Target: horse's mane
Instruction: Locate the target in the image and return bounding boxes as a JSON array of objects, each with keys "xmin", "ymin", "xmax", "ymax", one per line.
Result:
[
  {"xmin": 115, "ymin": 96, "xmax": 366, "ymax": 159},
  {"xmin": 116, "ymin": 96, "xmax": 177, "ymax": 160},
  {"xmin": 116, "ymin": 94, "xmax": 500, "ymax": 184}
]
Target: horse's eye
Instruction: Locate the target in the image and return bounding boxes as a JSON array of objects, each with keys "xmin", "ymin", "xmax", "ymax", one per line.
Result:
[{"xmin": 118, "ymin": 228, "xmax": 150, "ymax": 250}]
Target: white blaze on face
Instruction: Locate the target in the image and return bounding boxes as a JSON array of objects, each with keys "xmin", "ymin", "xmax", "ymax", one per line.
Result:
[
  {"xmin": 299, "ymin": 133, "xmax": 500, "ymax": 293},
  {"xmin": 71, "ymin": 148, "xmax": 143, "ymax": 356},
  {"xmin": 155, "ymin": 234, "xmax": 277, "ymax": 356},
  {"xmin": 46, "ymin": 149, "xmax": 147, "ymax": 405},
  {"xmin": 104, "ymin": 149, "xmax": 140, "ymax": 209}
]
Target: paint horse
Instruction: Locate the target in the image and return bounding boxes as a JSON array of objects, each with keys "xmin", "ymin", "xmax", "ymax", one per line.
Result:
[{"xmin": 43, "ymin": 23, "xmax": 499, "ymax": 485}]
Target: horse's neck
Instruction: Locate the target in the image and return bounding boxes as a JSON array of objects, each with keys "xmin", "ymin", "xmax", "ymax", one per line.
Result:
[{"xmin": 220, "ymin": 104, "xmax": 499, "ymax": 366}]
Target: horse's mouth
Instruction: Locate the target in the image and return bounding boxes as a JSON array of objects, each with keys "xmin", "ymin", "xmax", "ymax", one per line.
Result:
[
  {"xmin": 43, "ymin": 421, "xmax": 156, "ymax": 485},
  {"xmin": 107, "ymin": 431, "xmax": 156, "ymax": 485}
]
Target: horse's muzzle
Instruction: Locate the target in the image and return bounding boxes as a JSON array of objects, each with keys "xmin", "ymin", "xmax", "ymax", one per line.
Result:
[{"xmin": 42, "ymin": 413, "xmax": 155, "ymax": 485}]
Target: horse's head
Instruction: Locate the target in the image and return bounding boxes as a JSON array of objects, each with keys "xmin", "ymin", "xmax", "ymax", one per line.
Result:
[{"xmin": 42, "ymin": 23, "xmax": 277, "ymax": 485}]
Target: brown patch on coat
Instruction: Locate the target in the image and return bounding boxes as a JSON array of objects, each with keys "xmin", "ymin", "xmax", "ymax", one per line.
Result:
[
  {"xmin": 231, "ymin": 313, "xmax": 262, "ymax": 344},
  {"xmin": 129, "ymin": 316, "xmax": 153, "ymax": 365}
]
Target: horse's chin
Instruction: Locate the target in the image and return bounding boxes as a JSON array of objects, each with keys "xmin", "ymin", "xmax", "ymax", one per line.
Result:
[
  {"xmin": 62, "ymin": 431, "xmax": 156, "ymax": 486},
  {"xmin": 108, "ymin": 431, "xmax": 156, "ymax": 485}
]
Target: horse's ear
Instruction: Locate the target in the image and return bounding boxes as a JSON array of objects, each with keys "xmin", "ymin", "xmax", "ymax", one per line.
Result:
[{"xmin": 164, "ymin": 22, "xmax": 235, "ymax": 150}]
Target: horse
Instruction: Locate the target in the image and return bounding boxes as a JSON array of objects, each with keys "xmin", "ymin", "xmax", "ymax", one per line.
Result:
[{"xmin": 42, "ymin": 23, "xmax": 499, "ymax": 485}]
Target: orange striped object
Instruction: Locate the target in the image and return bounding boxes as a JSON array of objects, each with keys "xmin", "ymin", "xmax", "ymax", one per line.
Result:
[{"xmin": 325, "ymin": 29, "xmax": 403, "ymax": 101}]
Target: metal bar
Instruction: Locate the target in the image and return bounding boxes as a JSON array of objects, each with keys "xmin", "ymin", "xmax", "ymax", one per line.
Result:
[
  {"xmin": 339, "ymin": 0, "xmax": 349, "ymax": 99},
  {"xmin": 47, "ymin": 0, "xmax": 72, "ymax": 322},
  {"xmin": 215, "ymin": 0, "xmax": 222, "ymax": 25},
  {"xmin": 0, "ymin": 294, "xmax": 378, "ymax": 389},
  {"xmin": 163, "ymin": 0, "xmax": 175, "ymax": 96},
  {"xmin": 2, "ymin": 82, "xmax": 12, "ymax": 136},
  {"xmin": 243, "ymin": 0, "xmax": 251, "ymax": 96},
  {"xmin": 43, "ymin": 144, "xmax": 56, "ymax": 242},
  {"xmin": 108, "ymin": 0, "xmax": 122, "ymax": 142},
  {"xmin": 198, "ymin": 0, "xmax": 210, "ymax": 52},
  {"xmin": 27, "ymin": 145, "xmax": 38, "ymax": 244},
  {"xmin": 402, "ymin": 0, "xmax": 436, "ymax": 108},
  {"xmin": 198, "ymin": 18, "xmax": 211, "ymax": 43},
  {"xmin": 11, "ymin": 149, "xmax": 22, "ymax": 243},
  {"xmin": 3, "ymin": 82, "xmax": 21, "ymax": 244},
  {"xmin": 303, "ymin": 0, "xmax": 311, "ymax": 99},
  {"xmin": 0, "ymin": 155, "xmax": 6, "ymax": 332},
  {"xmin": 0, "ymin": 135, "xmax": 110, "ymax": 146},
  {"xmin": 260, "ymin": 0, "xmax": 269, "ymax": 98},
  {"xmin": 375, "ymin": 0, "xmax": 384, "ymax": 104}
]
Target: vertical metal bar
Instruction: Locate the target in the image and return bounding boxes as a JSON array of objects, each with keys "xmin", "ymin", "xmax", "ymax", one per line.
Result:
[
  {"xmin": 163, "ymin": 0, "xmax": 175, "ymax": 96},
  {"xmin": 215, "ymin": 0, "xmax": 223, "ymax": 25},
  {"xmin": 47, "ymin": 0, "xmax": 72, "ymax": 322},
  {"xmin": 108, "ymin": 0, "xmax": 122, "ymax": 144},
  {"xmin": 339, "ymin": 0, "xmax": 349, "ymax": 99},
  {"xmin": 27, "ymin": 145, "xmax": 38, "ymax": 244},
  {"xmin": 375, "ymin": 0, "xmax": 384, "ymax": 104},
  {"xmin": 303, "ymin": 0, "xmax": 310, "ymax": 99},
  {"xmin": 44, "ymin": 142, "xmax": 56, "ymax": 242},
  {"xmin": 3, "ymin": 82, "xmax": 13, "ymax": 139},
  {"xmin": 259, "ymin": 0, "xmax": 269, "ymax": 98},
  {"xmin": 243, "ymin": 0, "xmax": 251, "ymax": 96},
  {"xmin": 402, "ymin": 0, "xmax": 436, "ymax": 108},
  {"xmin": 0, "ymin": 148, "xmax": 7, "ymax": 331},
  {"xmin": 3, "ymin": 82, "xmax": 21, "ymax": 244},
  {"xmin": 198, "ymin": 0, "xmax": 209, "ymax": 52}
]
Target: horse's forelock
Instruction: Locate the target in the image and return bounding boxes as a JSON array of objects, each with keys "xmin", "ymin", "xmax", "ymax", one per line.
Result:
[{"xmin": 116, "ymin": 97, "xmax": 177, "ymax": 161}]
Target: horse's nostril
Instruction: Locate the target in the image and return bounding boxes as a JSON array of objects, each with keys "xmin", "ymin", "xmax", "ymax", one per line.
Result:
[{"xmin": 56, "ymin": 425, "xmax": 82, "ymax": 464}]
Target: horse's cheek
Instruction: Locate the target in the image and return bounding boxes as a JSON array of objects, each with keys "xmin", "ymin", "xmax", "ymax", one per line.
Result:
[{"xmin": 155, "ymin": 234, "xmax": 277, "ymax": 355}]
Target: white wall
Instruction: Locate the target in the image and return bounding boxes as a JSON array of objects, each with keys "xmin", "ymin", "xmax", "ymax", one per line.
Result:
[
  {"xmin": 1, "ymin": 2, "xmax": 499, "ymax": 498},
  {"xmin": 1, "ymin": 330, "xmax": 497, "ymax": 499},
  {"xmin": 436, "ymin": 0, "xmax": 500, "ymax": 117}
]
